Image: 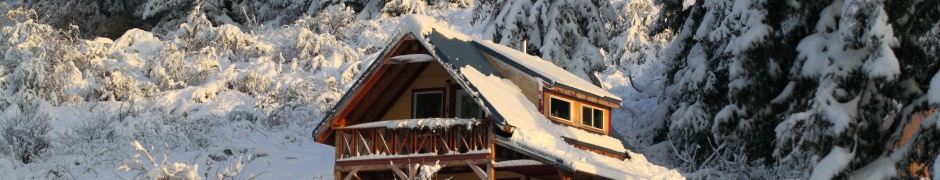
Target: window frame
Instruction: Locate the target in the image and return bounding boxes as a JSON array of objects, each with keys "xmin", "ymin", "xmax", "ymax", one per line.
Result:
[
  {"xmin": 454, "ymin": 90, "xmax": 484, "ymax": 119},
  {"xmin": 548, "ymin": 95, "xmax": 575, "ymax": 122},
  {"xmin": 412, "ymin": 89, "xmax": 445, "ymax": 119},
  {"xmin": 581, "ymin": 104, "xmax": 606, "ymax": 131}
]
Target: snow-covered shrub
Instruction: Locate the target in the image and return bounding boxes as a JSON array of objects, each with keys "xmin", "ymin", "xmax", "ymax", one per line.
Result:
[
  {"xmin": 0, "ymin": 97, "xmax": 53, "ymax": 164},
  {"xmin": 184, "ymin": 49, "xmax": 222, "ymax": 86},
  {"xmin": 148, "ymin": 44, "xmax": 188, "ymax": 90},
  {"xmin": 233, "ymin": 71, "xmax": 273, "ymax": 96},
  {"xmin": 0, "ymin": 17, "xmax": 85, "ymax": 104},
  {"xmin": 306, "ymin": 5, "xmax": 357, "ymax": 41},
  {"xmin": 95, "ymin": 70, "xmax": 155, "ymax": 101},
  {"xmin": 51, "ymin": 111, "xmax": 126, "ymax": 172},
  {"xmin": 119, "ymin": 141, "xmax": 201, "ymax": 180},
  {"xmin": 213, "ymin": 154, "xmax": 255, "ymax": 180},
  {"xmin": 177, "ymin": 116, "xmax": 216, "ymax": 149},
  {"xmin": 267, "ymin": 102, "xmax": 316, "ymax": 129},
  {"xmin": 172, "ymin": 12, "xmax": 273, "ymax": 63},
  {"xmin": 226, "ymin": 104, "xmax": 265, "ymax": 123},
  {"xmin": 69, "ymin": 113, "xmax": 117, "ymax": 145}
]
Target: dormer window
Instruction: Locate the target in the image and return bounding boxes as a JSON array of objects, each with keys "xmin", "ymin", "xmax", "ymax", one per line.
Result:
[
  {"xmin": 549, "ymin": 96, "xmax": 573, "ymax": 121},
  {"xmin": 582, "ymin": 105, "xmax": 605, "ymax": 130},
  {"xmin": 543, "ymin": 89, "xmax": 612, "ymax": 134}
]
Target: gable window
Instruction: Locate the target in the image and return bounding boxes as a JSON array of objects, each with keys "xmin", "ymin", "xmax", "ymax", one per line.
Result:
[
  {"xmin": 455, "ymin": 91, "xmax": 484, "ymax": 119},
  {"xmin": 549, "ymin": 96, "xmax": 573, "ymax": 121},
  {"xmin": 582, "ymin": 105, "xmax": 605, "ymax": 130},
  {"xmin": 414, "ymin": 90, "xmax": 443, "ymax": 118}
]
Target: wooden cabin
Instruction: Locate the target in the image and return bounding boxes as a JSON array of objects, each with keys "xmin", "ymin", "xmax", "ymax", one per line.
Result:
[{"xmin": 313, "ymin": 17, "xmax": 640, "ymax": 180}]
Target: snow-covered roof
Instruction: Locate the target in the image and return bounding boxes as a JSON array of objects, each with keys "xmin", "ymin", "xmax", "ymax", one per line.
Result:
[
  {"xmin": 494, "ymin": 159, "xmax": 544, "ymax": 168},
  {"xmin": 313, "ymin": 15, "xmax": 680, "ymax": 180},
  {"xmin": 340, "ymin": 118, "xmax": 479, "ymax": 130},
  {"xmin": 460, "ymin": 66, "xmax": 679, "ymax": 179},
  {"xmin": 472, "ymin": 40, "xmax": 622, "ymax": 103}
]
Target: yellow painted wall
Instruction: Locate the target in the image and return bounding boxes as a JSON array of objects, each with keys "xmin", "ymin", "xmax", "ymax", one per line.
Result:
[{"xmin": 380, "ymin": 63, "xmax": 458, "ymax": 120}]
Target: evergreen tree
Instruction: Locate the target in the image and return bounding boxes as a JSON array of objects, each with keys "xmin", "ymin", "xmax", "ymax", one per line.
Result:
[
  {"xmin": 478, "ymin": 0, "xmax": 615, "ymax": 82},
  {"xmin": 651, "ymin": 0, "xmax": 940, "ymax": 178},
  {"xmin": 26, "ymin": 0, "xmax": 143, "ymax": 38}
]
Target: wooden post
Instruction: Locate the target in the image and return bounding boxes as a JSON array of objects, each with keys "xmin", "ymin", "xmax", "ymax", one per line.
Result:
[
  {"xmin": 487, "ymin": 163, "xmax": 495, "ymax": 180},
  {"xmin": 391, "ymin": 131, "xmax": 398, "ymax": 155},
  {"xmin": 372, "ymin": 129, "xmax": 378, "ymax": 155},
  {"xmin": 557, "ymin": 169, "xmax": 571, "ymax": 180},
  {"xmin": 336, "ymin": 131, "xmax": 343, "ymax": 159},
  {"xmin": 349, "ymin": 129, "xmax": 359, "ymax": 157},
  {"xmin": 488, "ymin": 122, "xmax": 495, "ymax": 180}
]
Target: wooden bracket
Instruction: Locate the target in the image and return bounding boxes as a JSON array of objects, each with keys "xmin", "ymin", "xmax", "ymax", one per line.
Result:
[{"xmin": 342, "ymin": 168, "xmax": 359, "ymax": 180}]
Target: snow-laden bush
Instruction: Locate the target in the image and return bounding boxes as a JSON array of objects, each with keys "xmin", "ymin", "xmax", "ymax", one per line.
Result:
[
  {"xmin": 148, "ymin": 44, "xmax": 188, "ymax": 91},
  {"xmin": 210, "ymin": 153, "xmax": 256, "ymax": 180},
  {"xmin": 305, "ymin": 4, "xmax": 357, "ymax": 41},
  {"xmin": 0, "ymin": 17, "xmax": 84, "ymax": 104},
  {"xmin": 226, "ymin": 104, "xmax": 266, "ymax": 123},
  {"xmin": 233, "ymin": 71, "xmax": 273, "ymax": 96},
  {"xmin": 96, "ymin": 70, "xmax": 156, "ymax": 101},
  {"xmin": 0, "ymin": 96, "xmax": 53, "ymax": 164},
  {"xmin": 119, "ymin": 141, "xmax": 201, "ymax": 180},
  {"xmin": 69, "ymin": 112, "xmax": 118, "ymax": 145}
]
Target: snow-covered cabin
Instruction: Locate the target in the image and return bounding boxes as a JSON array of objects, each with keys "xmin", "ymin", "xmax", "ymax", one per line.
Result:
[{"xmin": 313, "ymin": 16, "xmax": 680, "ymax": 180}]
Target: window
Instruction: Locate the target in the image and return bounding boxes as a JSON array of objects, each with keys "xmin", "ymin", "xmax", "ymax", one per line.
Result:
[
  {"xmin": 549, "ymin": 97, "xmax": 572, "ymax": 121},
  {"xmin": 582, "ymin": 105, "xmax": 605, "ymax": 130},
  {"xmin": 413, "ymin": 90, "xmax": 443, "ymax": 118},
  {"xmin": 455, "ymin": 91, "xmax": 484, "ymax": 119}
]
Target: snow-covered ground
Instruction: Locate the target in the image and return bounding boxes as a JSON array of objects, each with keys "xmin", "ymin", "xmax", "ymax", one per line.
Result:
[{"xmin": 0, "ymin": 1, "xmax": 688, "ymax": 179}]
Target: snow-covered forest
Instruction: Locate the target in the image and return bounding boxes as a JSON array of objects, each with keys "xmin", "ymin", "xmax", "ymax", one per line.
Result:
[{"xmin": 0, "ymin": 0, "xmax": 937, "ymax": 179}]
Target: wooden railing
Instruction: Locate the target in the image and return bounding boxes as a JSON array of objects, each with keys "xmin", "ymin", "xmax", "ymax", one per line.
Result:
[{"xmin": 335, "ymin": 121, "xmax": 491, "ymax": 159}]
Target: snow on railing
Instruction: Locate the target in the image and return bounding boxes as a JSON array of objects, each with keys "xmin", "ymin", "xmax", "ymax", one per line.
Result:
[{"xmin": 336, "ymin": 120, "xmax": 491, "ymax": 160}]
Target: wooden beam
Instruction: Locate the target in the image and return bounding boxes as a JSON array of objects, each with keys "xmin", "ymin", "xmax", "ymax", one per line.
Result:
[
  {"xmin": 331, "ymin": 33, "xmax": 414, "ymax": 127},
  {"xmin": 336, "ymin": 156, "xmax": 491, "ymax": 172},
  {"xmin": 391, "ymin": 162, "xmax": 410, "ymax": 180},
  {"xmin": 467, "ymin": 160, "xmax": 490, "ymax": 180},
  {"xmin": 344, "ymin": 64, "xmax": 406, "ymax": 123},
  {"xmin": 364, "ymin": 62, "xmax": 430, "ymax": 122},
  {"xmin": 548, "ymin": 87, "xmax": 620, "ymax": 109},
  {"xmin": 342, "ymin": 168, "xmax": 359, "ymax": 180}
]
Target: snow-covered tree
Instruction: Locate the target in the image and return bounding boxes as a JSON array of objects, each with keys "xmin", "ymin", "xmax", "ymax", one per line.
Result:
[
  {"xmin": 26, "ymin": 0, "xmax": 143, "ymax": 38},
  {"xmin": 138, "ymin": 0, "xmax": 314, "ymax": 34},
  {"xmin": 651, "ymin": 0, "xmax": 940, "ymax": 178},
  {"xmin": 477, "ymin": 0, "xmax": 615, "ymax": 82}
]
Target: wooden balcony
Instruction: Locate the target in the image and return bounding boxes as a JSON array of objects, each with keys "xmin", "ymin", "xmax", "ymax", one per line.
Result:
[{"xmin": 333, "ymin": 118, "xmax": 493, "ymax": 172}]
